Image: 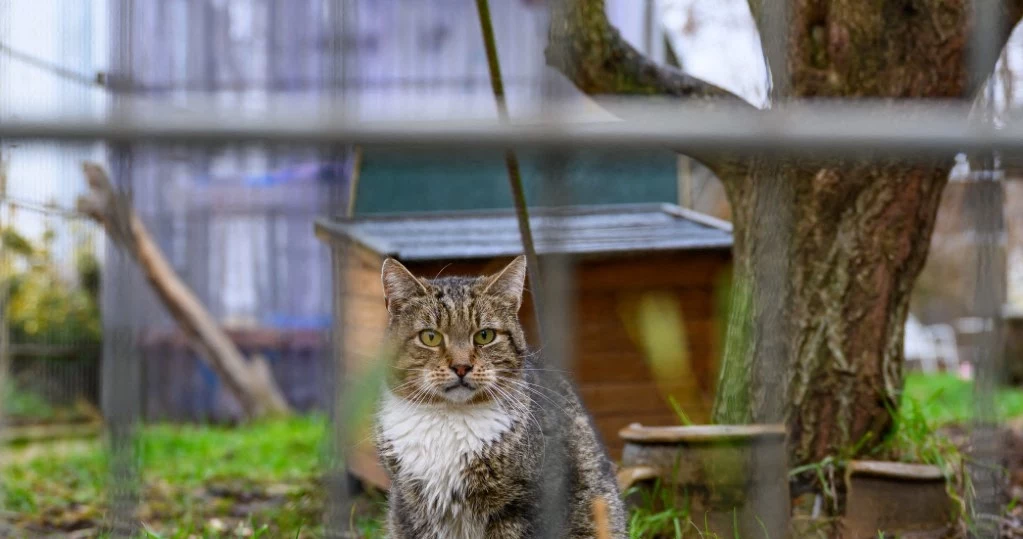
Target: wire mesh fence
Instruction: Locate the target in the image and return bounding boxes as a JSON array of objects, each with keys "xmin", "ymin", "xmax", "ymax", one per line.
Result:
[
  {"xmin": 0, "ymin": 170, "xmax": 102, "ymax": 423},
  {"xmin": 2, "ymin": 0, "xmax": 1023, "ymax": 537}
]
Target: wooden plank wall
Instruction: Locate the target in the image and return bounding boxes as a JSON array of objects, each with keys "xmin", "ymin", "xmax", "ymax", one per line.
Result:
[
  {"xmin": 336, "ymin": 245, "xmax": 391, "ymax": 489},
  {"xmin": 572, "ymin": 253, "xmax": 728, "ymax": 457},
  {"xmin": 337, "ymin": 249, "xmax": 730, "ymax": 488}
]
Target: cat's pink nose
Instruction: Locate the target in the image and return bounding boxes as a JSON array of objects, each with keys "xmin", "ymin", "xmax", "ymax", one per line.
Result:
[{"xmin": 451, "ymin": 364, "xmax": 473, "ymax": 378}]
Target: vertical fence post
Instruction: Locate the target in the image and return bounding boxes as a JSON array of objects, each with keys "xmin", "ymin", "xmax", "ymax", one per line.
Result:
[
  {"xmin": 967, "ymin": 129, "xmax": 1006, "ymax": 537},
  {"xmin": 322, "ymin": 0, "xmax": 356, "ymax": 535},
  {"xmin": 323, "ymin": 238, "xmax": 354, "ymax": 538},
  {"xmin": 102, "ymin": 147, "xmax": 143, "ymax": 538},
  {"xmin": 531, "ymin": 12, "xmax": 582, "ymax": 533},
  {"xmin": 968, "ymin": 2, "xmax": 1006, "ymax": 533},
  {"xmin": 535, "ymin": 161, "xmax": 575, "ymax": 538},
  {"xmin": 747, "ymin": 1, "xmax": 794, "ymax": 535},
  {"xmin": 966, "ymin": 162, "xmax": 1006, "ymax": 536},
  {"xmin": 0, "ymin": 9, "xmax": 12, "ymax": 521},
  {"xmin": 0, "ymin": 153, "xmax": 9, "ymax": 521},
  {"xmin": 103, "ymin": 2, "xmax": 142, "ymax": 534}
]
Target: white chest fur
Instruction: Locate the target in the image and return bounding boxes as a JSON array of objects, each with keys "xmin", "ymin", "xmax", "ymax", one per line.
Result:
[{"xmin": 377, "ymin": 391, "xmax": 514, "ymax": 539}]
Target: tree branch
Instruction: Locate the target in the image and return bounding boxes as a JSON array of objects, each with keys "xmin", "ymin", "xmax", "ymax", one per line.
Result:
[
  {"xmin": 545, "ymin": 0, "xmax": 756, "ymax": 176},
  {"xmin": 546, "ymin": 0, "xmax": 749, "ymax": 104},
  {"xmin": 79, "ymin": 162, "xmax": 291, "ymax": 420}
]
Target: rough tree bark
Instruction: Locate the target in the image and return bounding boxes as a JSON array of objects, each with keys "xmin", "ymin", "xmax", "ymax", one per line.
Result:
[
  {"xmin": 547, "ymin": 0, "xmax": 1023, "ymax": 467},
  {"xmin": 78, "ymin": 163, "xmax": 290, "ymax": 420}
]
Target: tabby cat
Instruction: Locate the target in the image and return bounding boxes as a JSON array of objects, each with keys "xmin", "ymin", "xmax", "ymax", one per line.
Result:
[{"xmin": 375, "ymin": 256, "xmax": 627, "ymax": 539}]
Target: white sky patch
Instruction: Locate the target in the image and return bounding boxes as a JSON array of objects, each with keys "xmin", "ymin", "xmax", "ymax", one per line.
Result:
[{"xmin": 659, "ymin": 0, "xmax": 769, "ymax": 107}]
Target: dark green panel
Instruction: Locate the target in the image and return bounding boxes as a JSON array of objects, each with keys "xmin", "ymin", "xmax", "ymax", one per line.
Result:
[{"xmin": 353, "ymin": 150, "xmax": 678, "ymax": 214}]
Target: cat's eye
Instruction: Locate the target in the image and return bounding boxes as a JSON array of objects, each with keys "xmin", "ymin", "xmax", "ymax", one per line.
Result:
[
  {"xmin": 419, "ymin": 329, "xmax": 443, "ymax": 347},
  {"xmin": 473, "ymin": 329, "xmax": 496, "ymax": 345}
]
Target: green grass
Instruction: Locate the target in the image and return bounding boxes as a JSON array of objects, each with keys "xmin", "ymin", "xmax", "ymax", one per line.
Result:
[
  {"xmin": 625, "ymin": 478, "xmax": 693, "ymax": 539},
  {"xmin": 903, "ymin": 372, "xmax": 1023, "ymax": 425},
  {"xmin": 5, "ymin": 414, "xmax": 326, "ymax": 493},
  {"xmin": 3, "ymin": 384, "xmax": 56, "ymax": 421},
  {"xmin": 137, "ymin": 415, "xmax": 325, "ymax": 486},
  {"xmin": 1, "ymin": 414, "xmax": 337, "ymax": 537},
  {"xmin": 6, "ymin": 373, "xmax": 1023, "ymax": 537}
]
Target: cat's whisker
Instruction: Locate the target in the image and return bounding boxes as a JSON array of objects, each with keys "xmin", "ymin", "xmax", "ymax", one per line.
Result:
[
  {"xmin": 492, "ymin": 367, "xmax": 572, "ymax": 374},
  {"xmin": 402, "ymin": 384, "xmax": 436, "ymax": 417},
  {"xmin": 489, "ymin": 383, "xmax": 544, "ymax": 434},
  {"xmin": 483, "ymin": 381, "xmax": 527, "ymax": 414},
  {"xmin": 505, "ymin": 389, "xmax": 571, "ymax": 419},
  {"xmin": 484, "ymin": 383, "xmax": 547, "ymax": 468},
  {"xmin": 392, "ymin": 386, "xmax": 428, "ymax": 414},
  {"xmin": 520, "ymin": 346, "xmax": 546, "ymax": 358},
  {"xmin": 502, "ymin": 379, "xmax": 573, "ymax": 415},
  {"xmin": 390, "ymin": 366, "xmax": 434, "ymax": 372},
  {"xmin": 509, "ymin": 377, "xmax": 576, "ymax": 399},
  {"xmin": 486, "ymin": 384, "xmax": 544, "ymax": 437},
  {"xmin": 386, "ymin": 372, "xmax": 434, "ymax": 387},
  {"xmin": 386, "ymin": 380, "xmax": 426, "ymax": 397},
  {"xmin": 489, "ymin": 385, "xmax": 529, "ymax": 415},
  {"xmin": 386, "ymin": 378, "xmax": 427, "ymax": 390},
  {"xmin": 503, "ymin": 388, "xmax": 571, "ymax": 419},
  {"xmin": 388, "ymin": 378, "xmax": 421, "ymax": 391}
]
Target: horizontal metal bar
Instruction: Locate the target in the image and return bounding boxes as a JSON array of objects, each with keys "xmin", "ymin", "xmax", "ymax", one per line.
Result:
[{"xmin": 0, "ymin": 99, "xmax": 1017, "ymax": 157}]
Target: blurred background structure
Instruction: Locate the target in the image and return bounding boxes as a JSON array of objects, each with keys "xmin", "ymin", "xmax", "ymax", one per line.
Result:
[
  {"xmin": 0, "ymin": 0, "xmax": 710, "ymax": 421},
  {"xmin": 106, "ymin": 0, "xmax": 348, "ymax": 422}
]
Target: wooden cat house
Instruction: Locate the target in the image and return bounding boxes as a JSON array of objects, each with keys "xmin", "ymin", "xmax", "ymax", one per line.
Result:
[{"xmin": 314, "ymin": 203, "xmax": 733, "ymax": 489}]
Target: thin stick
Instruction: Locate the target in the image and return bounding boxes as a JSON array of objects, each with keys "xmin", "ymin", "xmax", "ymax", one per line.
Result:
[
  {"xmin": 77, "ymin": 162, "xmax": 291, "ymax": 419},
  {"xmin": 345, "ymin": 146, "xmax": 363, "ymax": 218},
  {"xmin": 474, "ymin": 0, "xmax": 544, "ymax": 339}
]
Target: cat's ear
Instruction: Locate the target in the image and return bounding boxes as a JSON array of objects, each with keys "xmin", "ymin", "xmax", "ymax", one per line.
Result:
[
  {"xmin": 381, "ymin": 258, "xmax": 428, "ymax": 313},
  {"xmin": 483, "ymin": 255, "xmax": 527, "ymax": 307}
]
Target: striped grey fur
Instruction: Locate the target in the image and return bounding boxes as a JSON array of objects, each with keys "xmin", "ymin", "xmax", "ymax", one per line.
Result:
[{"xmin": 375, "ymin": 256, "xmax": 627, "ymax": 539}]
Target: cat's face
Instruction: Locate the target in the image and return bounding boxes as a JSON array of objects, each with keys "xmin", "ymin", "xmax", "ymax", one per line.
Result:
[{"xmin": 380, "ymin": 256, "xmax": 528, "ymax": 405}]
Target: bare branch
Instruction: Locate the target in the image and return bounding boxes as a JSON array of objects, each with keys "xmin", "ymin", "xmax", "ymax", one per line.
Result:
[
  {"xmin": 78, "ymin": 162, "xmax": 291, "ymax": 420},
  {"xmin": 544, "ymin": 0, "xmax": 755, "ymax": 175},
  {"xmin": 79, "ymin": 163, "xmax": 137, "ymax": 258},
  {"xmin": 546, "ymin": 0, "xmax": 750, "ymax": 104}
]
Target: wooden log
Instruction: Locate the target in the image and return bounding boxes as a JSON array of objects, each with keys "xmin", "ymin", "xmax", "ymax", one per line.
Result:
[{"xmin": 77, "ymin": 162, "xmax": 290, "ymax": 420}]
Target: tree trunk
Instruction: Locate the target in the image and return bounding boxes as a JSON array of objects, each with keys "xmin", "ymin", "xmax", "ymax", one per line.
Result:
[
  {"xmin": 78, "ymin": 163, "xmax": 291, "ymax": 420},
  {"xmin": 728, "ymin": 0, "xmax": 1019, "ymax": 464},
  {"xmin": 546, "ymin": 0, "xmax": 1023, "ymax": 469},
  {"xmin": 716, "ymin": 160, "xmax": 948, "ymax": 464}
]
